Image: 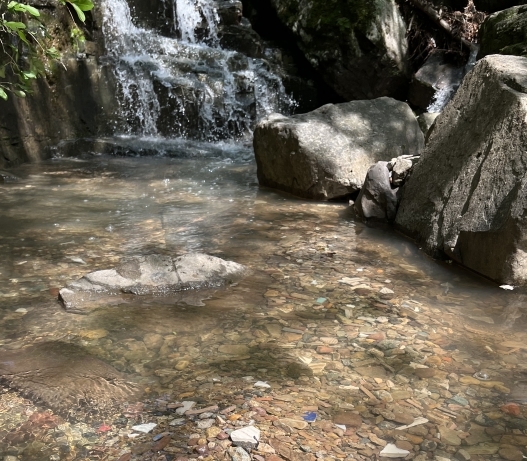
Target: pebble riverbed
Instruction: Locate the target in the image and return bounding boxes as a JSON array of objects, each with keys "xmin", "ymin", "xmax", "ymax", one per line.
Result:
[{"xmin": 0, "ymin": 150, "xmax": 526, "ymax": 461}]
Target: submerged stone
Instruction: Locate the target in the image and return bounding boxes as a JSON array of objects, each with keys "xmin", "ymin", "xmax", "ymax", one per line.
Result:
[
  {"xmin": 0, "ymin": 342, "xmax": 138, "ymax": 419},
  {"xmin": 380, "ymin": 443, "xmax": 410, "ymax": 458},
  {"xmin": 59, "ymin": 253, "xmax": 247, "ymax": 313},
  {"xmin": 230, "ymin": 426, "xmax": 260, "ymax": 448}
]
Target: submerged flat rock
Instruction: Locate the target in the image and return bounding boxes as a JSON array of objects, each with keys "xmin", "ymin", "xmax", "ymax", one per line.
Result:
[
  {"xmin": 59, "ymin": 253, "xmax": 247, "ymax": 313},
  {"xmin": 0, "ymin": 342, "xmax": 138, "ymax": 419}
]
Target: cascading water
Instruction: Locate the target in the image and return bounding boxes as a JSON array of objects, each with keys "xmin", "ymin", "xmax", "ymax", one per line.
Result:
[
  {"xmin": 427, "ymin": 46, "xmax": 479, "ymax": 113},
  {"xmin": 174, "ymin": 0, "xmax": 219, "ymax": 44},
  {"xmin": 101, "ymin": 0, "xmax": 294, "ymax": 141}
]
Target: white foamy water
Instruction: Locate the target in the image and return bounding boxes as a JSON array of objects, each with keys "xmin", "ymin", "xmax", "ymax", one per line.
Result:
[
  {"xmin": 101, "ymin": 0, "xmax": 294, "ymax": 140},
  {"xmin": 175, "ymin": 0, "xmax": 219, "ymax": 44}
]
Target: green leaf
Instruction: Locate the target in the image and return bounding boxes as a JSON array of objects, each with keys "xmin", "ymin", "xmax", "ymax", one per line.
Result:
[
  {"xmin": 70, "ymin": 0, "xmax": 94, "ymax": 12},
  {"xmin": 4, "ymin": 21, "xmax": 26, "ymax": 31},
  {"xmin": 11, "ymin": 3, "xmax": 40, "ymax": 16},
  {"xmin": 22, "ymin": 71, "xmax": 36, "ymax": 79},
  {"xmin": 17, "ymin": 29, "xmax": 29, "ymax": 45},
  {"xmin": 70, "ymin": 2, "xmax": 85, "ymax": 22},
  {"xmin": 0, "ymin": 88, "xmax": 7, "ymax": 101},
  {"xmin": 0, "ymin": 67, "xmax": 5, "ymax": 79},
  {"xmin": 14, "ymin": 90, "xmax": 26, "ymax": 98}
]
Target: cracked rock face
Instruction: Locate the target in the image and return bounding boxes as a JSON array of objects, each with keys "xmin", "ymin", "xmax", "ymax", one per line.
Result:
[
  {"xmin": 59, "ymin": 253, "xmax": 247, "ymax": 313},
  {"xmin": 395, "ymin": 55, "xmax": 527, "ymax": 285}
]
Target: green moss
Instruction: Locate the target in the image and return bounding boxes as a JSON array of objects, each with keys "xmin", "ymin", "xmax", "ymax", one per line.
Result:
[
  {"xmin": 479, "ymin": 5, "xmax": 527, "ymax": 58},
  {"xmin": 501, "ymin": 43, "xmax": 527, "ymax": 57},
  {"xmin": 277, "ymin": 0, "xmax": 379, "ymax": 35},
  {"xmin": 307, "ymin": 0, "xmax": 376, "ymax": 34}
]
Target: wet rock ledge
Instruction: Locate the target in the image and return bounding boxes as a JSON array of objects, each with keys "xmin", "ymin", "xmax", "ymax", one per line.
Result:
[{"xmin": 59, "ymin": 253, "xmax": 247, "ymax": 313}]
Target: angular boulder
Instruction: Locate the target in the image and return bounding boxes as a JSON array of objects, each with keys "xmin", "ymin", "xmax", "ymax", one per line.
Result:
[
  {"xmin": 478, "ymin": 6, "xmax": 527, "ymax": 58},
  {"xmin": 395, "ymin": 55, "xmax": 527, "ymax": 285},
  {"xmin": 253, "ymin": 97, "xmax": 424, "ymax": 200},
  {"xmin": 268, "ymin": 0, "xmax": 409, "ymax": 100},
  {"xmin": 354, "ymin": 161, "xmax": 399, "ymax": 221},
  {"xmin": 417, "ymin": 112, "xmax": 440, "ymax": 138},
  {"xmin": 59, "ymin": 253, "xmax": 247, "ymax": 312}
]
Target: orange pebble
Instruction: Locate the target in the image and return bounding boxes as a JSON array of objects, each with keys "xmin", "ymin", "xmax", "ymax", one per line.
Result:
[{"xmin": 500, "ymin": 402, "xmax": 521, "ymax": 416}]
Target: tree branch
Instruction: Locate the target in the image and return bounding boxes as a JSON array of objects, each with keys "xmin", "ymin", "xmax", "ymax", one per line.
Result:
[{"xmin": 406, "ymin": 0, "xmax": 477, "ymax": 51}]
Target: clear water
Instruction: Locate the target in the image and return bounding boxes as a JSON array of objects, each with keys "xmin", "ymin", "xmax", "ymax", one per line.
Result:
[{"xmin": 1, "ymin": 143, "xmax": 526, "ymax": 460}]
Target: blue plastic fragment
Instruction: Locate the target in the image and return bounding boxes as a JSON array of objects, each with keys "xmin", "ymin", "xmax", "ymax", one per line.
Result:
[
  {"xmin": 303, "ymin": 411, "xmax": 317, "ymax": 422},
  {"xmin": 316, "ymin": 298, "xmax": 327, "ymax": 304}
]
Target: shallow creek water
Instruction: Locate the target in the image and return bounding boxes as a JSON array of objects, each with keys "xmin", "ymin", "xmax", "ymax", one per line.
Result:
[{"xmin": 1, "ymin": 140, "xmax": 527, "ymax": 461}]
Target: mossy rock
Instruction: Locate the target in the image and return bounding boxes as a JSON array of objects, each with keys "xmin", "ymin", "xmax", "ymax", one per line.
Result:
[
  {"xmin": 478, "ymin": 5, "xmax": 527, "ymax": 58},
  {"xmin": 269, "ymin": 0, "xmax": 409, "ymax": 100},
  {"xmin": 473, "ymin": 0, "xmax": 527, "ymax": 13}
]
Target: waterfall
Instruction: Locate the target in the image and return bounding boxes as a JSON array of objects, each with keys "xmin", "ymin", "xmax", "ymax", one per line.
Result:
[
  {"xmin": 427, "ymin": 46, "xmax": 480, "ymax": 114},
  {"xmin": 101, "ymin": 0, "xmax": 294, "ymax": 141},
  {"xmin": 175, "ymin": 0, "xmax": 219, "ymax": 44}
]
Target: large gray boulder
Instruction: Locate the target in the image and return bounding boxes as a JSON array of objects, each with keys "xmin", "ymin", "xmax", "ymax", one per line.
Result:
[
  {"xmin": 253, "ymin": 97, "xmax": 424, "ymax": 200},
  {"xmin": 478, "ymin": 6, "xmax": 527, "ymax": 59},
  {"xmin": 59, "ymin": 253, "xmax": 247, "ymax": 313},
  {"xmin": 268, "ymin": 0, "xmax": 409, "ymax": 100},
  {"xmin": 395, "ymin": 55, "xmax": 527, "ymax": 285}
]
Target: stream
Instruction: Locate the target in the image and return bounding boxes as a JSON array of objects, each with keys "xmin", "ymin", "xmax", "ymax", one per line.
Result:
[
  {"xmin": 1, "ymin": 0, "xmax": 526, "ymax": 458},
  {"xmin": 1, "ymin": 140, "xmax": 527, "ymax": 460}
]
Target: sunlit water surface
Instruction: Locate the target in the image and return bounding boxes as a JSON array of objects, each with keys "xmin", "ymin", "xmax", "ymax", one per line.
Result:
[{"xmin": 0, "ymin": 139, "xmax": 526, "ymax": 458}]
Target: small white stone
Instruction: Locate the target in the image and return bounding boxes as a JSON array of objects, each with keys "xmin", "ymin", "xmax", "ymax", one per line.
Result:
[
  {"xmin": 176, "ymin": 401, "xmax": 196, "ymax": 415},
  {"xmin": 395, "ymin": 417, "xmax": 429, "ymax": 431},
  {"xmin": 230, "ymin": 426, "xmax": 260, "ymax": 447},
  {"xmin": 131, "ymin": 422, "xmax": 157, "ymax": 433},
  {"xmin": 197, "ymin": 418, "xmax": 215, "ymax": 429},
  {"xmin": 254, "ymin": 381, "xmax": 271, "ymax": 388},
  {"xmin": 380, "ymin": 443, "xmax": 410, "ymax": 458}
]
